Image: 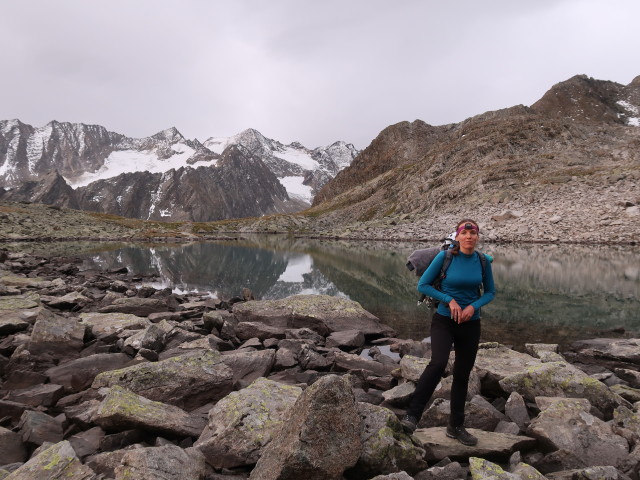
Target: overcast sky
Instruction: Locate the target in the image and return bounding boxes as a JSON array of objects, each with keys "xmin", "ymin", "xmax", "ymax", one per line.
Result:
[{"xmin": 1, "ymin": 1, "xmax": 639, "ymax": 149}]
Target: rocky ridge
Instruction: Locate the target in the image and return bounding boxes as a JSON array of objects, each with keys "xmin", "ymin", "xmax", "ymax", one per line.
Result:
[
  {"xmin": 1, "ymin": 249, "xmax": 640, "ymax": 479},
  {"xmin": 298, "ymin": 74, "xmax": 640, "ymax": 244}
]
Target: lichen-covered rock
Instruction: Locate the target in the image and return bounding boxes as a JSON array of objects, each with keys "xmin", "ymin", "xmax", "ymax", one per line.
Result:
[
  {"xmin": 5, "ymin": 440, "xmax": 96, "ymax": 480},
  {"xmin": 79, "ymin": 312, "xmax": 149, "ymax": 341},
  {"xmin": 474, "ymin": 343, "xmax": 542, "ymax": 396},
  {"xmin": 468, "ymin": 457, "xmax": 520, "ymax": 479},
  {"xmin": 399, "ymin": 355, "xmax": 429, "ymax": 382},
  {"xmin": 195, "ymin": 377, "xmax": 302, "ymax": 468},
  {"xmin": 249, "ymin": 374, "xmax": 362, "ymax": 480},
  {"xmin": 92, "ymin": 349, "xmax": 233, "ymax": 411},
  {"xmin": 510, "ymin": 462, "xmax": 547, "ymax": 480},
  {"xmin": 498, "ymin": 361, "xmax": 630, "ymax": 418},
  {"xmin": 114, "ymin": 445, "xmax": 206, "ymax": 480},
  {"xmin": 92, "ymin": 385, "xmax": 206, "ymax": 438},
  {"xmin": 347, "ymin": 402, "xmax": 426, "ymax": 479},
  {"xmin": 232, "ymin": 294, "xmax": 396, "ymax": 338},
  {"xmin": 526, "ymin": 398, "xmax": 629, "ymax": 469}
]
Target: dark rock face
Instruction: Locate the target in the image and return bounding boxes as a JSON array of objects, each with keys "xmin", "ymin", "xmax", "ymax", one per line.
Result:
[{"xmin": 0, "ymin": 120, "xmax": 123, "ymax": 188}]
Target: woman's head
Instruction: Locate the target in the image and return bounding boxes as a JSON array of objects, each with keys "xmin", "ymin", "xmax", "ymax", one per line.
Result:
[{"xmin": 453, "ymin": 218, "xmax": 479, "ymax": 254}]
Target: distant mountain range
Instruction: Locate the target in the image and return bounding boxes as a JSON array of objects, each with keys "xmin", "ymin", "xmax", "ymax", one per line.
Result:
[{"xmin": 0, "ymin": 122, "xmax": 358, "ymax": 221}]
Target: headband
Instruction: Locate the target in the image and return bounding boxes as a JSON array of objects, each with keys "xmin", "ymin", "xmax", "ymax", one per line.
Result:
[{"xmin": 455, "ymin": 223, "xmax": 479, "ymax": 236}]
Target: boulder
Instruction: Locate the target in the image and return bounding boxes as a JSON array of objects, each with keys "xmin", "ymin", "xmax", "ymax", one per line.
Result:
[
  {"xmin": 4, "ymin": 440, "xmax": 97, "ymax": 480},
  {"xmin": 545, "ymin": 466, "xmax": 627, "ymax": 480},
  {"xmin": 330, "ymin": 351, "xmax": 394, "ymax": 377},
  {"xmin": 122, "ymin": 323, "xmax": 168, "ymax": 354},
  {"xmin": 469, "ymin": 457, "xmax": 521, "ymax": 479},
  {"xmin": 67, "ymin": 426, "xmax": 105, "ymax": 459},
  {"xmin": 326, "ymin": 329, "xmax": 366, "ymax": 350},
  {"xmin": 92, "ymin": 386, "xmax": 207, "ymax": 438},
  {"xmin": 249, "ymin": 374, "xmax": 362, "ymax": 480},
  {"xmin": 4, "ymin": 383, "xmax": 64, "ymax": 408},
  {"xmin": 195, "ymin": 377, "xmax": 302, "ymax": 468},
  {"xmin": 232, "ymin": 294, "xmax": 395, "ymax": 339},
  {"xmin": 98, "ymin": 297, "xmax": 170, "ymax": 317},
  {"xmin": 79, "ymin": 312, "xmax": 149, "ymax": 341},
  {"xmin": 219, "ymin": 349, "xmax": 276, "ymax": 387},
  {"xmin": 235, "ymin": 321, "xmax": 287, "ymax": 341},
  {"xmin": 43, "ymin": 291, "xmax": 91, "ymax": 310},
  {"xmin": 45, "ymin": 353, "xmax": 132, "ymax": 392},
  {"xmin": 27, "ymin": 313, "xmax": 85, "ymax": 359},
  {"xmin": 348, "ymin": 402, "xmax": 427, "ymax": 478},
  {"xmin": 0, "ymin": 426, "xmax": 27, "ymax": 464},
  {"xmin": 499, "ymin": 361, "xmax": 630, "ymax": 418},
  {"xmin": 504, "ymin": 391, "xmax": 530, "ymax": 431},
  {"xmin": 419, "ymin": 396, "xmax": 506, "ymax": 431},
  {"xmin": 474, "ymin": 343, "xmax": 542, "ymax": 395},
  {"xmin": 114, "ymin": 445, "xmax": 206, "ymax": 480},
  {"xmin": 0, "ymin": 292, "xmax": 41, "ymax": 311},
  {"xmin": 527, "ymin": 398, "xmax": 629, "ymax": 468},
  {"xmin": 399, "ymin": 355, "xmax": 429, "ymax": 382},
  {"xmin": 92, "ymin": 350, "xmax": 234, "ymax": 411},
  {"xmin": 413, "ymin": 428, "xmax": 537, "ymax": 462},
  {"xmin": 0, "ymin": 313, "xmax": 30, "ymax": 336},
  {"xmin": 85, "ymin": 450, "xmax": 128, "ymax": 478},
  {"xmin": 18, "ymin": 410, "xmax": 63, "ymax": 446},
  {"xmin": 381, "ymin": 382, "xmax": 415, "ymax": 407},
  {"xmin": 568, "ymin": 338, "xmax": 640, "ymax": 369}
]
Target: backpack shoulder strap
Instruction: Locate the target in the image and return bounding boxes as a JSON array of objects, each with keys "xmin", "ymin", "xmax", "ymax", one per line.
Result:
[
  {"xmin": 476, "ymin": 251, "xmax": 487, "ymax": 280},
  {"xmin": 440, "ymin": 249, "xmax": 454, "ymax": 280}
]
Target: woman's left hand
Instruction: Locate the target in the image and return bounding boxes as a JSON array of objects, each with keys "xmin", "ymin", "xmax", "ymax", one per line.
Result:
[{"xmin": 458, "ymin": 305, "xmax": 475, "ymax": 323}]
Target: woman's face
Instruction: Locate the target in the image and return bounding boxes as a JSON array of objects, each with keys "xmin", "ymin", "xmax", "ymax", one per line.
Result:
[{"xmin": 456, "ymin": 223, "xmax": 479, "ymax": 252}]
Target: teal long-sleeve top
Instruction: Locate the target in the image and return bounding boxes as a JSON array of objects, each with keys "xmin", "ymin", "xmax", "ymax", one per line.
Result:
[{"xmin": 417, "ymin": 250, "xmax": 496, "ymax": 321}]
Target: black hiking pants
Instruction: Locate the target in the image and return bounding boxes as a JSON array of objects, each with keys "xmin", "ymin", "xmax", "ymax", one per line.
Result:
[{"xmin": 406, "ymin": 312, "xmax": 481, "ymax": 427}]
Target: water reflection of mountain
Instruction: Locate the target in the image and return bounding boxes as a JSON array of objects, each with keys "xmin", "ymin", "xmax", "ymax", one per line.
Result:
[
  {"xmin": 80, "ymin": 237, "xmax": 640, "ymax": 348},
  {"xmin": 85, "ymin": 242, "xmax": 289, "ymax": 299}
]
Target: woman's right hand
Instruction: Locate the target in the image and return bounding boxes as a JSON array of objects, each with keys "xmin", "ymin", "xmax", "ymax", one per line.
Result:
[{"xmin": 448, "ymin": 299, "xmax": 462, "ymax": 323}]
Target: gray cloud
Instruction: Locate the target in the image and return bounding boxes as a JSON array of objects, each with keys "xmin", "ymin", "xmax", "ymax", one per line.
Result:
[{"xmin": 1, "ymin": 0, "xmax": 638, "ymax": 149}]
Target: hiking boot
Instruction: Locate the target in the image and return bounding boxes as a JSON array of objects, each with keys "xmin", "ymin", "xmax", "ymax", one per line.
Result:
[
  {"xmin": 400, "ymin": 415, "xmax": 418, "ymax": 434},
  {"xmin": 446, "ymin": 425, "xmax": 477, "ymax": 446}
]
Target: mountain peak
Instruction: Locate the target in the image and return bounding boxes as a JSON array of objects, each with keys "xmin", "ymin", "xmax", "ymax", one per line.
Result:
[{"xmin": 151, "ymin": 126, "xmax": 185, "ymax": 143}]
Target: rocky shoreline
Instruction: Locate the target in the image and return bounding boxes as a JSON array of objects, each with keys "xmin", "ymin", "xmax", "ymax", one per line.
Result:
[
  {"xmin": 0, "ymin": 248, "xmax": 639, "ymax": 479},
  {"xmin": 2, "ymin": 199, "xmax": 640, "ymax": 246}
]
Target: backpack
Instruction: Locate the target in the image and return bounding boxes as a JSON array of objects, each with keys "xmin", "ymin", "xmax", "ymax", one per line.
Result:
[{"xmin": 406, "ymin": 245, "xmax": 488, "ymax": 308}]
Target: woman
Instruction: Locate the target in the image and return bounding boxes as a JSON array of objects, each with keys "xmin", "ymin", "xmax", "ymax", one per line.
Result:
[{"xmin": 401, "ymin": 219, "xmax": 496, "ymax": 446}]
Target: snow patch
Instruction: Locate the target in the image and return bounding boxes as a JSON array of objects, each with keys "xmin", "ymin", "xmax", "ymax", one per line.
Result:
[
  {"xmin": 68, "ymin": 144, "xmax": 215, "ymax": 188},
  {"xmin": 617, "ymin": 100, "xmax": 640, "ymax": 126},
  {"xmin": 276, "ymin": 146, "xmax": 319, "ymax": 170},
  {"xmin": 280, "ymin": 176, "xmax": 313, "ymax": 203}
]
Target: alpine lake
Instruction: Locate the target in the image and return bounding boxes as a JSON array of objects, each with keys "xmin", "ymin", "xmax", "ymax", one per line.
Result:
[{"xmin": 15, "ymin": 235, "xmax": 640, "ymax": 351}]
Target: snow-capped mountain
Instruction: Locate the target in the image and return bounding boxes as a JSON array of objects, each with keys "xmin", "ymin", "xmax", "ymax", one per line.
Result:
[
  {"xmin": 0, "ymin": 121, "xmax": 358, "ymax": 221},
  {"xmin": 204, "ymin": 128, "xmax": 358, "ymax": 203}
]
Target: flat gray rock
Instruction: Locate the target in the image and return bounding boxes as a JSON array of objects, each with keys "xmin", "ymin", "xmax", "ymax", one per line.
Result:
[
  {"xmin": 232, "ymin": 294, "xmax": 395, "ymax": 338},
  {"xmin": 412, "ymin": 427, "xmax": 537, "ymax": 462},
  {"xmin": 92, "ymin": 385, "xmax": 207, "ymax": 438},
  {"xmin": 92, "ymin": 349, "xmax": 234, "ymax": 411},
  {"xmin": 114, "ymin": 445, "xmax": 206, "ymax": 480}
]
